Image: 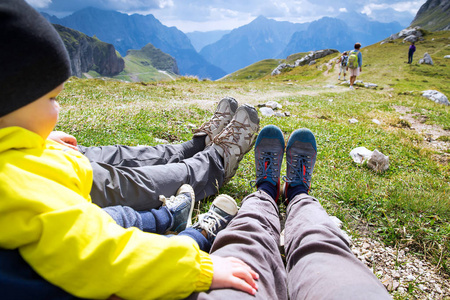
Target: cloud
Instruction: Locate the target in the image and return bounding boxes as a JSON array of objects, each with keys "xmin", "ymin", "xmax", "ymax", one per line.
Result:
[
  {"xmin": 25, "ymin": 0, "xmax": 52, "ymax": 8},
  {"xmin": 362, "ymin": 1, "xmax": 423, "ymax": 16},
  {"xmin": 26, "ymin": 0, "xmax": 426, "ymax": 32}
]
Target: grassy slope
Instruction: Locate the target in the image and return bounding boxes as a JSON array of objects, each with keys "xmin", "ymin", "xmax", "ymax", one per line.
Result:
[{"xmin": 56, "ymin": 31, "xmax": 450, "ymax": 289}]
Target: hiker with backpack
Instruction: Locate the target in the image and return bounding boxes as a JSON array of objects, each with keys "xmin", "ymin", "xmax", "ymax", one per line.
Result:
[
  {"xmin": 346, "ymin": 43, "xmax": 363, "ymax": 90},
  {"xmin": 337, "ymin": 52, "xmax": 348, "ymax": 80}
]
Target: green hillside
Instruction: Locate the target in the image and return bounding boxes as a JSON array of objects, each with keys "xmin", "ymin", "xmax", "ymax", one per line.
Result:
[
  {"xmin": 113, "ymin": 44, "xmax": 178, "ymax": 82},
  {"xmin": 55, "ymin": 30, "xmax": 449, "ymax": 298}
]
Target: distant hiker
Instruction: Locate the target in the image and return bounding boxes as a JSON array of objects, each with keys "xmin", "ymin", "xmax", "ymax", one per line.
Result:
[
  {"xmin": 0, "ymin": 1, "xmax": 260, "ymax": 299},
  {"xmin": 346, "ymin": 43, "xmax": 363, "ymax": 90},
  {"xmin": 337, "ymin": 52, "xmax": 348, "ymax": 80},
  {"xmin": 408, "ymin": 42, "xmax": 416, "ymax": 64}
]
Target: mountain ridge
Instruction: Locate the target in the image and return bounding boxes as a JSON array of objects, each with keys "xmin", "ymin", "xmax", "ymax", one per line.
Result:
[{"xmin": 44, "ymin": 7, "xmax": 226, "ymax": 80}]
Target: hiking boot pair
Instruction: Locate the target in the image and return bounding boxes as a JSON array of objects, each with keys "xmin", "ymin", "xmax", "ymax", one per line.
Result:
[
  {"xmin": 162, "ymin": 184, "xmax": 238, "ymax": 244},
  {"xmin": 194, "ymin": 97, "xmax": 260, "ymax": 184},
  {"xmin": 254, "ymin": 125, "xmax": 317, "ymax": 204}
]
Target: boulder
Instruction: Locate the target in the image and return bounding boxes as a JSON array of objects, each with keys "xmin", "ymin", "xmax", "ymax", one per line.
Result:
[
  {"xmin": 418, "ymin": 52, "xmax": 434, "ymax": 65},
  {"xmin": 444, "ymin": 55, "xmax": 450, "ymax": 59},
  {"xmin": 422, "ymin": 90, "xmax": 449, "ymax": 105},
  {"xmin": 403, "ymin": 35, "xmax": 418, "ymax": 43}
]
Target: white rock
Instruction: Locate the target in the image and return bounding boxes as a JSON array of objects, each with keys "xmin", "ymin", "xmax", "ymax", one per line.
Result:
[
  {"xmin": 260, "ymin": 107, "xmax": 275, "ymax": 116},
  {"xmin": 422, "ymin": 90, "xmax": 449, "ymax": 106},
  {"xmin": 418, "ymin": 52, "xmax": 433, "ymax": 65},
  {"xmin": 154, "ymin": 138, "xmax": 169, "ymax": 144},
  {"xmin": 274, "ymin": 112, "xmax": 285, "ymax": 117},
  {"xmin": 350, "ymin": 147, "xmax": 373, "ymax": 164},
  {"xmin": 406, "ymin": 274, "xmax": 416, "ymax": 281},
  {"xmin": 365, "ymin": 83, "xmax": 378, "ymax": 88},
  {"xmin": 372, "ymin": 119, "xmax": 381, "ymax": 125},
  {"xmin": 444, "ymin": 55, "xmax": 450, "ymax": 59},
  {"xmin": 328, "ymin": 99, "xmax": 333, "ymax": 102},
  {"xmin": 266, "ymin": 100, "xmax": 281, "ymax": 109},
  {"xmin": 348, "ymin": 118, "xmax": 359, "ymax": 124}
]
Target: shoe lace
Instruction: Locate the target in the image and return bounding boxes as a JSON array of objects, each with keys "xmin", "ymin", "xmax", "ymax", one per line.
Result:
[
  {"xmin": 193, "ymin": 111, "xmax": 231, "ymax": 136},
  {"xmin": 213, "ymin": 119, "xmax": 252, "ymax": 155},
  {"xmin": 194, "ymin": 210, "xmax": 226, "ymax": 239},
  {"xmin": 253, "ymin": 151, "xmax": 280, "ymax": 184},
  {"xmin": 283, "ymin": 154, "xmax": 312, "ymax": 186},
  {"xmin": 159, "ymin": 194, "xmax": 184, "ymax": 210}
]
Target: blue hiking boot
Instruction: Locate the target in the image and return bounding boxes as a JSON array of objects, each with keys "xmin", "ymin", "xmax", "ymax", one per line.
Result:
[
  {"xmin": 191, "ymin": 194, "xmax": 238, "ymax": 244},
  {"xmin": 254, "ymin": 125, "xmax": 285, "ymax": 202},
  {"xmin": 282, "ymin": 128, "xmax": 317, "ymax": 204},
  {"xmin": 161, "ymin": 184, "xmax": 195, "ymax": 233}
]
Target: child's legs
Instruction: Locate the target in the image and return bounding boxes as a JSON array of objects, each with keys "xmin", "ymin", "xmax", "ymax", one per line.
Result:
[
  {"xmin": 102, "ymin": 205, "xmax": 172, "ymax": 234},
  {"xmin": 79, "ymin": 137, "xmax": 204, "ymax": 168},
  {"xmin": 284, "ymin": 194, "xmax": 391, "ymax": 300},
  {"xmin": 90, "ymin": 146, "xmax": 224, "ymax": 211},
  {"xmin": 187, "ymin": 191, "xmax": 288, "ymax": 300}
]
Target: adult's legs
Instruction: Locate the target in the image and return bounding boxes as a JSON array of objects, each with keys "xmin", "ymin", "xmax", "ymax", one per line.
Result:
[
  {"xmin": 78, "ymin": 137, "xmax": 206, "ymax": 168},
  {"xmin": 187, "ymin": 191, "xmax": 288, "ymax": 300},
  {"xmin": 284, "ymin": 194, "xmax": 391, "ymax": 300},
  {"xmin": 282, "ymin": 128, "xmax": 390, "ymax": 300},
  {"xmin": 88, "ymin": 146, "xmax": 225, "ymax": 210}
]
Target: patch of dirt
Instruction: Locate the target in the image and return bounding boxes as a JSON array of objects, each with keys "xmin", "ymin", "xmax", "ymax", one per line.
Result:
[{"xmin": 393, "ymin": 105, "xmax": 450, "ymax": 155}]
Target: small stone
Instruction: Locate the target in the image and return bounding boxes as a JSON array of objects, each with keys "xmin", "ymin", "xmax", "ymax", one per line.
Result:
[
  {"xmin": 260, "ymin": 107, "xmax": 275, "ymax": 116},
  {"xmin": 154, "ymin": 138, "xmax": 168, "ymax": 144},
  {"xmin": 349, "ymin": 118, "xmax": 358, "ymax": 124},
  {"xmin": 372, "ymin": 119, "xmax": 381, "ymax": 125},
  {"xmin": 406, "ymin": 274, "xmax": 415, "ymax": 281}
]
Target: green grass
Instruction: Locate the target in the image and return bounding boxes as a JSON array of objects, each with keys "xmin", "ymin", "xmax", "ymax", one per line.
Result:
[{"xmin": 56, "ymin": 31, "xmax": 450, "ymax": 284}]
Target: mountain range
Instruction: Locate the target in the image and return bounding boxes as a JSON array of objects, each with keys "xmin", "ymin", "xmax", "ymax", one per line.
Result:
[
  {"xmin": 43, "ymin": 8, "xmax": 226, "ymax": 80},
  {"xmin": 202, "ymin": 14, "xmax": 403, "ymax": 74},
  {"xmin": 40, "ymin": 0, "xmax": 448, "ymax": 80}
]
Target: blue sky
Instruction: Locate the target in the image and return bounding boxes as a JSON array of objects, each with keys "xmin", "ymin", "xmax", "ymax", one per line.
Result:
[{"xmin": 26, "ymin": 0, "xmax": 426, "ymax": 32}]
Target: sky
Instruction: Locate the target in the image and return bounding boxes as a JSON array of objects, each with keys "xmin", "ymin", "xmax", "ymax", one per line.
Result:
[{"xmin": 26, "ymin": 0, "xmax": 426, "ymax": 33}]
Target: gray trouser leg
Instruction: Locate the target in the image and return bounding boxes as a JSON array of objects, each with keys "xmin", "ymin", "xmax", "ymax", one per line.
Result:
[
  {"xmin": 284, "ymin": 194, "xmax": 391, "ymax": 300},
  {"xmin": 187, "ymin": 190, "xmax": 288, "ymax": 300},
  {"xmin": 80, "ymin": 144, "xmax": 224, "ymax": 211}
]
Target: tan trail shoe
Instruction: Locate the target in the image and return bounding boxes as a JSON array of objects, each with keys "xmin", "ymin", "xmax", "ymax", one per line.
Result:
[
  {"xmin": 193, "ymin": 97, "xmax": 238, "ymax": 145},
  {"xmin": 213, "ymin": 104, "xmax": 260, "ymax": 183}
]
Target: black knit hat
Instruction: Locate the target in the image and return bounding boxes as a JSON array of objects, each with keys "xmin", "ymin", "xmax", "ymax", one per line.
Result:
[{"xmin": 0, "ymin": 0, "xmax": 71, "ymax": 117}]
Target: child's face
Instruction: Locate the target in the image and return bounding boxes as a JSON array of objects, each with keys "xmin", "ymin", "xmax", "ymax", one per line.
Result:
[{"xmin": 0, "ymin": 83, "xmax": 64, "ymax": 139}]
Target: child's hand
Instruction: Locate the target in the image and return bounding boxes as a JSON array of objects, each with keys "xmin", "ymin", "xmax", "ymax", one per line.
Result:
[
  {"xmin": 210, "ymin": 255, "xmax": 259, "ymax": 295},
  {"xmin": 48, "ymin": 131, "xmax": 78, "ymax": 151}
]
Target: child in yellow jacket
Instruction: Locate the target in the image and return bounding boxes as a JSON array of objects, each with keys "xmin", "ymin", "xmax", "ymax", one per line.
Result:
[{"xmin": 0, "ymin": 1, "xmax": 258, "ymax": 299}]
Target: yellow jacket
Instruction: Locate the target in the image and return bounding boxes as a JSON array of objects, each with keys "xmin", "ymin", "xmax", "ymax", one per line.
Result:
[{"xmin": 0, "ymin": 127, "xmax": 213, "ymax": 299}]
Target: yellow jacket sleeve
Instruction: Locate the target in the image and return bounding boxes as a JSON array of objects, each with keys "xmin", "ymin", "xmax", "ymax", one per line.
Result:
[{"xmin": 0, "ymin": 127, "xmax": 213, "ymax": 300}]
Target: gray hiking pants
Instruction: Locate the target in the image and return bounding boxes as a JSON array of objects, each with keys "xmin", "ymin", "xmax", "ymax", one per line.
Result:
[
  {"xmin": 79, "ymin": 142, "xmax": 224, "ymax": 211},
  {"xmin": 188, "ymin": 190, "xmax": 391, "ymax": 300}
]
